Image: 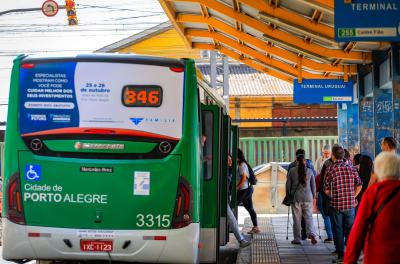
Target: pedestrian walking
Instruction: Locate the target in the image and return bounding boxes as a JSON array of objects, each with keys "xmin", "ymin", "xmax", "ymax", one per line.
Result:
[
  {"xmin": 286, "ymin": 153, "xmax": 317, "ymax": 245},
  {"xmin": 345, "ymin": 152, "xmax": 400, "ymax": 264},
  {"xmin": 356, "ymin": 155, "xmax": 373, "ymax": 206},
  {"xmin": 288, "ymin": 148, "xmax": 316, "ymax": 240},
  {"xmin": 236, "ymin": 149, "xmax": 260, "ymax": 234},
  {"xmin": 324, "ymin": 144, "xmax": 362, "ymax": 263},
  {"xmin": 315, "ymin": 145, "xmax": 334, "ymax": 243},
  {"xmin": 227, "ymin": 155, "xmax": 251, "ymax": 248},
  {"xmin": 315, "ymin": 144, "xmax": 331, "ymax": 174},
  {"xmin": 369, "ymin": 137, "xmax": 398, "ymax": 186}
]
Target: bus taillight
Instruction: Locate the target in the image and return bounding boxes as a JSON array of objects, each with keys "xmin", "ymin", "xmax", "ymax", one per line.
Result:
[
  {"xmin": 172, "ymin": 177, "xmax": 193, "ymax": 228},
  {"xmin": 21, "ymin": 63, "xmax": 36, "ymax": 69},
  {"xmin": 169, "ymin": 67, "xmax": 184, "ymax": 73},
  {"xmin": 6, "ymin": 173, "xmax": 26, "ymax": 225}
]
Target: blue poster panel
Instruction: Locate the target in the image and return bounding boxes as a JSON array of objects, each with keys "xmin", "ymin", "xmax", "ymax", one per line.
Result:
[
  {"xmin": 293, "ymin": 79, "xmax": 353, "ymax": 104},
  {"xmin": 359, "ymin": 97, "xmax": 375, "ymax": 158},
  {"xmin": 19, "ymin": 62, "xmax": 79, "ymax": 134},
  {"xmin": 347, "ymin": 104, "xmax": 360, "ymax": 156},
  {"xmin": 374, "ymin": 88, "xmax": 393, "ymax": 154},
  {"xmin": 334, "ymin": 0, "xmax": 400, "ymax": 42}
]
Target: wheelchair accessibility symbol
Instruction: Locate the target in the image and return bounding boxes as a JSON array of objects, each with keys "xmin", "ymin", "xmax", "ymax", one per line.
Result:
[{"xmin": 25, "ymin": 164, "xmax": 41, "ymax": 181}]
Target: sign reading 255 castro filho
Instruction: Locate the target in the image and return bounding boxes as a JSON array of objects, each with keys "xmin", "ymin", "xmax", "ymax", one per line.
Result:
[
  {"xmin": 334, "ymin": 0, "xmax": 400, "ymax": 42},
  {"xmin": 293, "ymin": 79, "xmax": 354, "ymax": 104}
]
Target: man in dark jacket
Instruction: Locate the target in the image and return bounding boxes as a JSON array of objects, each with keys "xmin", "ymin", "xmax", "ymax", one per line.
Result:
[{"xmin": 287, "ymin": 149, "xmax": 316, "ymax": 240}]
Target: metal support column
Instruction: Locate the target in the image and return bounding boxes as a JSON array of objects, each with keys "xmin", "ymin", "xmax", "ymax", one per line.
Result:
[
  {"xmin": 358, "ymin": 64, "xmax": 375, "ymax": 158},
  {"xmin": 210, "ymin": 51, "xmax": 217, "ymax": 89},
  {"xmin": 372, "ymin": 50, "xmax": 393, "ymax": 155},
  {"xmin": 223, "ymin": 55, "xmax": 230, "ymax": 113}
]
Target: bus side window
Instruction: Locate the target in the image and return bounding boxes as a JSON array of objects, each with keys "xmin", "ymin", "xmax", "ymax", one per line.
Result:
[{"xmin": 201, "ymin": 111, "xmax": 213, "ymax": 180}]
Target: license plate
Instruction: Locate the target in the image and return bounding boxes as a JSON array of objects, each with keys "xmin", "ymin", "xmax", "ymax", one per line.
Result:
[{"xmin": 80, "ymin": 240, "xmax": 113, "ymax": 252}]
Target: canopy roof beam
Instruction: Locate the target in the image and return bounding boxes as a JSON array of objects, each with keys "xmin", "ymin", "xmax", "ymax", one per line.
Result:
[
  {"xmin": 193, "ymin": 43, "xmax": 294, "ymax": 82},
  {"xmin": 240, "ymin": 0, "xmax": 334, "ymax": 39},
  {"xmin": 258, "ymin": 11, "xmax": 338, "ymax": 47},
  {"xmin": 159, "ymin": 0, "xmax": 192, "ymax": 49},
  {"xmin": 176, "ymin": 14, "xmax": 358, "ymax": 74},
  {"xmin": 168, "ymin": 0, "xmax": 371, "ymax": 62},
  {"xmin": 297, "ymin": 0, "xmax": 334, "ymax": 15},
  {"xmin": 187, "ymin": 29, "xmax": 343, "ymax": 79}
]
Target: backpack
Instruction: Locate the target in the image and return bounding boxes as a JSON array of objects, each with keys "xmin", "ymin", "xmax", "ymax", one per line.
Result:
[{"xmin": 245, "ymin": 161, "xmax": 257, "ymax": 185}]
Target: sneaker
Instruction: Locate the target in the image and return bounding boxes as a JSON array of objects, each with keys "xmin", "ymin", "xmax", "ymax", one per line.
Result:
[
  {"xmin": 247, "ymin": 227, "xmax": 261, "ymax": 234},
  {"xmin": 239, "ymin": 239, "xmax": 251, "ymax": 248},
  {"xmin": 291, "ymin": 240, "xmax": 301, "ymax": 245},
  {"xmin": 332, "ymin": 258, "xmax": 343, "ymax": 263},
  {"xmin": 324, "ymin": 238, "xmax": 334, "ymax": 243},
  {"xmin": 308, "ymin": 234, "xmax": 317, "ymax": 245},
  {"xmin": 331, "ymin": 250, "xmax": 338, "ymax": 255}
]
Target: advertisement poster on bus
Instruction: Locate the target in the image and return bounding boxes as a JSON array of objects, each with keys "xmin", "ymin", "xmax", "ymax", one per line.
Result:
[{"xmin": 19, "ymin": 61, "xmax": 184, "ymax": 139}]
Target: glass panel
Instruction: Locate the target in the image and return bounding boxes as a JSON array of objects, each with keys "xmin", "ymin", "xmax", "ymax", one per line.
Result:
[
  {"xmin": 364, "ymin": 73, "xmax": 373, "ymax": 97},
  {"xmin": 202, "ymin": 111, "xmax": 214, "ymax": 180}
]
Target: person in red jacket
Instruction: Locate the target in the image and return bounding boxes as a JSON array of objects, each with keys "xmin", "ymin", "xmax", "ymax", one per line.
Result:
[{"xmin": 344, "ymin": 152, "xmax": 400, "ymax": 264}]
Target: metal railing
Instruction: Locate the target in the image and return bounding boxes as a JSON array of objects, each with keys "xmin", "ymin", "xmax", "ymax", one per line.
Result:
[{"xmin": 240, "ymin": 136, "xmax": 338, "ymax": 166}]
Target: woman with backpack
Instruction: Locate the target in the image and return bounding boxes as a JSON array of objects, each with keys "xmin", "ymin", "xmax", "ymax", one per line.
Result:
[{"xmin": 237, "ymin": 148, "xmax": 260, "ymax": 234}]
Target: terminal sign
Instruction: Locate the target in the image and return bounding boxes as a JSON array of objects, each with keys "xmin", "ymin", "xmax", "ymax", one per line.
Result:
[
  {"xmin": 334, "ymin": 0, "xmax": 400, "ymax": 41},
  {"xmin": 293, "ymin": 79, "xmax": 353, "ymax": 104}
]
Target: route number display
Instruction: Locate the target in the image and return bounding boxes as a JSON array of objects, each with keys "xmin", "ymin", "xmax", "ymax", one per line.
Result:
[{"xmin": 122, "ymin": 85, "xmax": 162, "ymax": 107}]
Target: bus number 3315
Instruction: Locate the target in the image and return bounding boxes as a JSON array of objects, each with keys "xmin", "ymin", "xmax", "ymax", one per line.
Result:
[{"xmin": 136, "ymin": 214, "xmax": 171, "ymax": 228}]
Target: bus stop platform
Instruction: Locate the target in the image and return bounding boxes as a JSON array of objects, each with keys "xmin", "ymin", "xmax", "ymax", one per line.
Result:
[{"xmin": 223, "ymin": 211, "xmax": 336, "ymax": 264}]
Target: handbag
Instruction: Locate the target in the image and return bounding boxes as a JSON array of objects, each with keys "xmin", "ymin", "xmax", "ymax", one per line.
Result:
[{"xmin": 282, "ymin": 182, "xmax": 300, "ymax": 206}]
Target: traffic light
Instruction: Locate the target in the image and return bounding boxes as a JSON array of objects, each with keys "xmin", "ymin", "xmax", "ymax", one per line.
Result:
[{"xmin": 65, "ymin": 0, "xmax": 78, "ymax": 26}]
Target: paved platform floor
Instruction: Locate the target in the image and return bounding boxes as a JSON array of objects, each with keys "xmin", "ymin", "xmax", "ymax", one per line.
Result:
[{"xmin": 234, "ymin": 209, "xmax": 337, "ymax": 264}]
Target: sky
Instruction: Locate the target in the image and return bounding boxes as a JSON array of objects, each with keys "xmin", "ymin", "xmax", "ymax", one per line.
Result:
[{"xmin": 0, "ymin": 0, "xmax": 168, "ymax": 122}]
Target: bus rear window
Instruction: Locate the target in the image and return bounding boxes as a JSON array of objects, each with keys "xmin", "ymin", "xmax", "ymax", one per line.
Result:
[{"xmin": 19, "ymin": 61, "xmax": 184, "ymax": 139}]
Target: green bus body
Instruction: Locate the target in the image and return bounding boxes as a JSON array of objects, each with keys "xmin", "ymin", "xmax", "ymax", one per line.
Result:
[
  {"xmin": 4, "ymin": 54, "xmax": 203, "ymax": 230},
  {"xmin": 3, "ymin": 54, "xmax": 235, "ymax": 263}
]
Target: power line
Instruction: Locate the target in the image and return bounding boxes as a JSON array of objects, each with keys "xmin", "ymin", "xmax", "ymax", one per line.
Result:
[
  {"xmin": 76, "ymin": 4, "xmax": 164, "ymax": 14},
  {"xmin": 0, "ymin": 6, "xmax": 65, "ymax": 16}
]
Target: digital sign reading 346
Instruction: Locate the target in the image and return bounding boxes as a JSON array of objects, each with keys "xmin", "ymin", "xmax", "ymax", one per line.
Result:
[{"xmin": 122, "ymin": 85, "xmax": 162, "ymax": 107}]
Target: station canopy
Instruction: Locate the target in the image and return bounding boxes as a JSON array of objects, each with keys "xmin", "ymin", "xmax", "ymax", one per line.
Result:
[{"xmin": 159, "ymin": 0, "xmax": 389, "ymax": 83}]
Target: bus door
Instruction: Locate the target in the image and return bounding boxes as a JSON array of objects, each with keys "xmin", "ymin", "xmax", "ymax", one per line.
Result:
[
  {"xmin": 219, "ymin": 115, "xmax": 231, "ymax": 245},
  {"xmin": 200, "ymin": 105, "xmax": 222, "ymax": 263},
  {"xmin": 230, "ymin": 125, "xmax": 239, "ymax": 217}
]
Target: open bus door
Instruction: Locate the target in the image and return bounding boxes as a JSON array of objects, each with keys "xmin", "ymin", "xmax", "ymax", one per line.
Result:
[
  {"xmin": 219, "ymin": 114, "xmax": 231, "ymax": 246},
  {"xmin": 200, "ymin": 105, "xmax": 223, "ymax": 263},
  {"xmin": 230, "ymin": 125, "xmax": 239, "ymax": 218}
]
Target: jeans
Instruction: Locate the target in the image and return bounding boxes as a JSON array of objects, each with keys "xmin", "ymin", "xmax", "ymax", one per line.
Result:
[
  {"xmin": 237, "ymin": 186, "xmax": 258, "ymax": 227},
  {"xmin": 227, "ymin": 205, "xmax": 244, "ymax": 242},
  {"xmin": 331, "ymin": 207, "xmax": 355, "ymax": 259},
  {"xmin": 317, "ymin": 192, "xmax": 333, "ymax": 239}
]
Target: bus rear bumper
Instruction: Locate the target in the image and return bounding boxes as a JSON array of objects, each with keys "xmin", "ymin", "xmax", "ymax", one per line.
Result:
[{"xmin": 2, "ymin": 219, "xmax": 200, "ymax": 264}]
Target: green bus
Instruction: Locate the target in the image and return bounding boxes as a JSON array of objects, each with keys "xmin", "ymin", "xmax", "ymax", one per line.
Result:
[{"xmin": 3, "ymin": 54, "xmax": 238, "ymax": 263}]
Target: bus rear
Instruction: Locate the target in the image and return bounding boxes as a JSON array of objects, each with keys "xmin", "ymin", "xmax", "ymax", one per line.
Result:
[{"xmin": 3, "ymin": 54, "xmax": 200, "ymax": 263}]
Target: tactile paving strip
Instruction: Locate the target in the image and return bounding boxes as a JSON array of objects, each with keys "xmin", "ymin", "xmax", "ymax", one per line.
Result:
[{"xmin": 251, "ymin": 218, "xmax": 280, "ymax": 264}]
